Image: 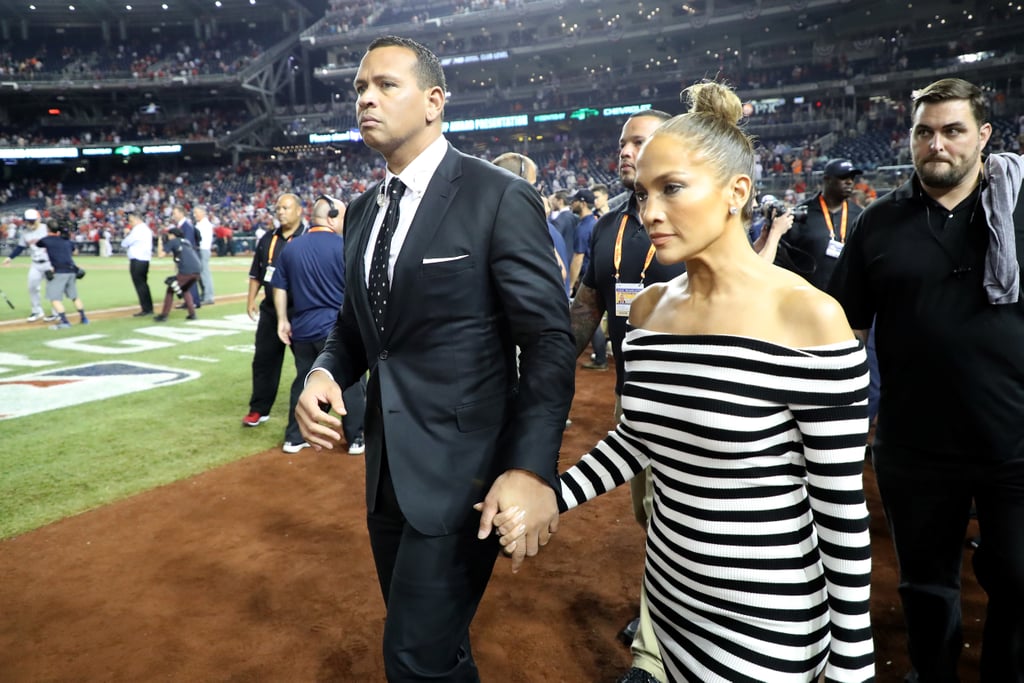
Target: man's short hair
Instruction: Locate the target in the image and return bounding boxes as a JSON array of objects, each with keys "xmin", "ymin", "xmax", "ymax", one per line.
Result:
[
  {"xmin": 912, "ymin": 78, "xmax": 988, "ymax": 126},
  {"xmin": 492, "ymin": 152, "xmax": 534, "ymax": 180},
  {"xmin": 627, "ymin": 109, "xmax": 673, "ymax": 124},
  {"xmin": 367, "ymin": 35, "xmax": 446, "ymax": 94}
]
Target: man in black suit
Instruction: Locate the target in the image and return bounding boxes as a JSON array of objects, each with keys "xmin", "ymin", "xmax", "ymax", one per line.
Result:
[{"xmin": 295, "ymin": 36, "xmax": 575, "ymax": 682}]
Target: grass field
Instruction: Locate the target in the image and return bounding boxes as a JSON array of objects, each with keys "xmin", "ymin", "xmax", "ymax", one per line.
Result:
[{"xmin": 0, "ymin": 255, "xmax": 294, "ymax": 539}]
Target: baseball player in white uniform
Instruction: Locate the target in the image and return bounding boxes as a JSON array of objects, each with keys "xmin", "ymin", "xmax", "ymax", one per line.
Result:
[{"xmin": 2, "ymin": 208, "xmax": 57, "ymax": 322}]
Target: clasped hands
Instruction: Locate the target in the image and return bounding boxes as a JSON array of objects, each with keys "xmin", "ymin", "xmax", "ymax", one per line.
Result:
[{"xmin": 475, "ymin": 469, "xmax": 559, "ymax": 573}]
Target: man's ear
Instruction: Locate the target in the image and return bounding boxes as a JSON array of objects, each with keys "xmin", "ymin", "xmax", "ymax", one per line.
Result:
[
  {"xmin": 425, "ymin": 86, "xmax": 445, "ymax": 125},
  {"xmin": 979, "ymin": 121, "xmax": 993, "ymax": 149}
]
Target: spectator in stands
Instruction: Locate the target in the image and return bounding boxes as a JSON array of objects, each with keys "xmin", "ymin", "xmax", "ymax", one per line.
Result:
[
  {"xmin": 193, "ymin": 205, "xmax": 215, "ymax": 305},
  {"xmin": 120, "ymin": 210, "xmax": 155, "ymax": 317},
  {"xmin": 829, "ymin": 76, "xmax": 1024, "ymax": 683},
  {"xmin": 242, "ymin": 192, "xmax": 306, "ymax": 427}
]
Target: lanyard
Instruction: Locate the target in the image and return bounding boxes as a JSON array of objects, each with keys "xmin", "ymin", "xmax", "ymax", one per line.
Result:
[
  {"xmin": 819, "ymin": 195, "xmax": 848, "ymax": 242},
  {"xmin": 266, "ymin": 228, "xmax": 300, "ymax": 265},
  {"xmin": 307, "ymin": 226, "xmax": 333, "ymax": 234},
  {"xmin": 613, "ymin": 214, "xmax": 656, "ymax": 282}
]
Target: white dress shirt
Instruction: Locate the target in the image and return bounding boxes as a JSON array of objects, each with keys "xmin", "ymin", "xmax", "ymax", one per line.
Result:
[
  {"xmin": 121, "ymin": 221, "xmax": 154, "ymax": 261},
  {"xmin": 363, "ymin": 135, "xmax": 449, "ymax": 287}
]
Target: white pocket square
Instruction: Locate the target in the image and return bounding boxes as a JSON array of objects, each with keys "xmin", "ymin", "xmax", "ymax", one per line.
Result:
[{"xmin": 422, "ymin": 254, "xmax": 470, "ymax": 264}]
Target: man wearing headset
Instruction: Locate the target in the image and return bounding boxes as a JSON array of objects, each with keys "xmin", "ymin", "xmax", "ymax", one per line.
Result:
[{"xmin": 271, "ymin": 195, "xmax": 366, "ymax": 455}]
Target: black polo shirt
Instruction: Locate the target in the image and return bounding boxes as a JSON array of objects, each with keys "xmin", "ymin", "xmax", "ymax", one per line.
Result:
[
  {"xmin": 778, "ymin": 191, "xmax": 863, "ymax": 291},
  {"xmin": 248, "ymin": 223, "xmax": 306, "ymax": 312},
  {"xmin": 581, "ymin": 193, "xmax": 686, "ymax": 395},
  {"xmin": 828, "ymin": 175, "xmax": 1024, "ymax": 461}
]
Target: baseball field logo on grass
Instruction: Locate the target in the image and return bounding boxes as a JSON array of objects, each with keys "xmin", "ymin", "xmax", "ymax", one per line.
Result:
[{"xmin": 0, "ymin": 361, "xmax": 199, "ymax": 421}]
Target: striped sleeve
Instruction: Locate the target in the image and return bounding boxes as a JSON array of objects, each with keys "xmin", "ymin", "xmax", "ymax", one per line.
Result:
[
  {"xmin": 559, "ymin": 420, "xmax": 650, "ymax": 512},
  {"xmin": 789, "ymin": 343, "xmax": 874, "ymax": 682}
]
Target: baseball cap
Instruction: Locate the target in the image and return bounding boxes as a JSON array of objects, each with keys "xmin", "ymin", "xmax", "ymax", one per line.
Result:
[
  {"xmin": 24, "ymin": 208, "xmax": 40, "ymax": 221},
  {"xmin": 824, "ymin": 159, "xmax": 863, "ymax": 178},
  {"xmin": 570, "ymin": 188, "xmax": 596, "ymax": 205}
]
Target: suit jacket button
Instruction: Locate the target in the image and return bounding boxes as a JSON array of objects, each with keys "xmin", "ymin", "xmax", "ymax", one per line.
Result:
[{"xmin": 378, "ymin": 350, "xmax": 388, "ymax": 360}]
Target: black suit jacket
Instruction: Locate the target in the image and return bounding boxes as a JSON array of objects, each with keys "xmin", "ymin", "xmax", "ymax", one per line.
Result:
[{"xmin": 314, "ymin": 143, "xmax": 575, "ymax": 536}]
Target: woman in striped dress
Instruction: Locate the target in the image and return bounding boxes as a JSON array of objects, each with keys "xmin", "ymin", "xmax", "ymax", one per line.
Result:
[{"xmin": 491, "ymin": 82, "xmax": 874, "ymax": 682}]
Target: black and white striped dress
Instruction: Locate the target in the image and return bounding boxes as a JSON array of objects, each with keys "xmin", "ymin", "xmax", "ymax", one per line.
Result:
[{"xmin": 560, "ymin": 329, "xmax": 874, "ymax": 682}]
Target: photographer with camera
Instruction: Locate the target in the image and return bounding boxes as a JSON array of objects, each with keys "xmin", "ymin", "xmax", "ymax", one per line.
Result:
[
  {"xmin": 751, "ymin": 194, "xmax": 798, "ymax": 263},
  {"xmin": 773, "ymin": 159, "xmax": 864, "ymax": 290},
  {"xmin": 154, "ymin": 227, "xmax": 200, "ymax": 322},
  {"xmin": 36, "ymin": 218, "xmax": 89, "ymax": 330}
]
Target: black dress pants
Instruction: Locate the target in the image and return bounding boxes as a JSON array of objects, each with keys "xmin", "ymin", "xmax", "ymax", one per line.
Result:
[
  {"xmin": 873, "ymin": 442, "xmax": 1024, "ymax": 683},
  {"xmin": 129, "ymin": 258, "xmax": 152, "ymax": 313},
  {"xmin": 287, "ymin": 338, "xmax": 366, "ymax": 446},
  {"xmin": 366, "ymin": 445, "xmax": 500, "ymax": 682},
  {"xmin": 248, "ymin": 303, "xmax": 286, "ymax": 416}
]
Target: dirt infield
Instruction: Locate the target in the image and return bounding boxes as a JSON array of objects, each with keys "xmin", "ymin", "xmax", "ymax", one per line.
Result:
[{"xmin": 0, "ymin": 362, "xmax": 984, "ymax": 682}]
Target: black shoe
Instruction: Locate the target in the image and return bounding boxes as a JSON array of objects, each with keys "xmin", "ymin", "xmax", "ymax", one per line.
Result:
[
  {"xmin": 618, "ymin": 616, "xmax": 640, "ymax": 646},
  {"xmin": 132, "ymin": 311, "xmax": 152, "ymax": 317},
  {"xmin": 617, "ymin": 667, "xmax": 659, "ymax": 683},
  {"xmin": 185, "ymin": 314, "xmax": 197, "ymax": 320},
  {"xmin": 153, "ymin": 314, "xmax": 168, "ymax": 322}
]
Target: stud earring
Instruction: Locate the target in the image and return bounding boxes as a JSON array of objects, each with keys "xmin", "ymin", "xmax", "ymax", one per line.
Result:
[{"xmin": 729, "ymin": 206, "xmax": 738, "ymax": 215}]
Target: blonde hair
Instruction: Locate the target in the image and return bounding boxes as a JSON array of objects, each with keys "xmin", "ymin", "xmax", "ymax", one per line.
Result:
[{"xmin": 655, "ymin": 81, "xmax": 756, "ymax": 222}]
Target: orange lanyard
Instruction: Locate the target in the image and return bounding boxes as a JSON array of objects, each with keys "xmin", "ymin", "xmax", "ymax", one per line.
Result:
[
  {"xmin": 267, "ymin": 228, "xmax": 302, "ymax": 265},
  {"xmin": 267, "ymin": 233, "xmax": 280, "ymax": 266},
  {"xmin": 819, "ymin": 195, "xmax": 848, "ymax": 242},
  {"xmin": 307, "ymin": 226, "xmax": 333, "ymax": 234},
  {"xmin": 613, "ymin": 214, "xmax": 656, "ymax": 282}
]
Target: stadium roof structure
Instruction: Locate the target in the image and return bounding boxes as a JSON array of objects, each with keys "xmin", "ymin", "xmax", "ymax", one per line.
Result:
[{"xmin": 0, "ymin": 0, "xmax": 323, "ymax": 28}]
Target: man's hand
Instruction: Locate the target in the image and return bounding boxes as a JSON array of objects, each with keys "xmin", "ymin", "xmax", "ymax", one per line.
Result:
[
  {"xmin": 277, "ymin": 319, "xmax": 292, "ymax": 345},
  {"xmin": 247, "ymin": 300, "xmax": 259, "ymax": 321},
  {"xmin": 475, "ymin": 469, "xmax": 559, "ymax": 573},
  {"xmin": 295, "ymin": 371, "xmax": 348, "ymax": 451}
]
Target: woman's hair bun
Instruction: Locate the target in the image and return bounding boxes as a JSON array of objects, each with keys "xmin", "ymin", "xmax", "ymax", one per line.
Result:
[{"xmin": 682, "ymin": 81, "xmax": 743, "ymax": 126}]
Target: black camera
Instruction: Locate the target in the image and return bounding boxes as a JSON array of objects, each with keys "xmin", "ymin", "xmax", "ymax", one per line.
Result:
[{"xmin": 760, "ymin": 195, "xmax": 808, "ymax": 223}]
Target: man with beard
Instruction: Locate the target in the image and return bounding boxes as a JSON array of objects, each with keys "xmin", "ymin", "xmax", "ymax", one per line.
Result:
[
  {"xmin": 569, "ymin": 109, "xmax": 683, "ymax": 683},
  {"xmin": 776, "ymin": 158, "xmax": 864, "ymax": 291},
  {"xmin": 829, "ymin": 77, "xmax": 1024, "ymax": 682}
]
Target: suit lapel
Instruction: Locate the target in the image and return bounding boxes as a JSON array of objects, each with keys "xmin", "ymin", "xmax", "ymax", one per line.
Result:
[
  {"xmin": 349, "ymin": 181, "xmax": 384, "ymax": 342},
  {"xmin": 382, "ymin": 146, "xmax": 462, "ymax": 340}
]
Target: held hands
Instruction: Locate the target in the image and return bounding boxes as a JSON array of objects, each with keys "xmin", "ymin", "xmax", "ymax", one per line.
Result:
[
  {"xmin": 474, "ymin": 469, "xmax": 559, "ymax": 573},
  {"xmin": 294, "ymin": 371, "xmax": 348, "ymax": 451}
]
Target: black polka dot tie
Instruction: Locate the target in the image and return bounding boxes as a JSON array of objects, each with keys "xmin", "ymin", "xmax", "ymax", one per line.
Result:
[{"xmin": 368, "ymin": 177, "xmax": 406, "ymax": 336}]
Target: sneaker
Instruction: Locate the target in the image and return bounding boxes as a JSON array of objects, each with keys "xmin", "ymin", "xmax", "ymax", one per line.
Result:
[
  {"xmin": 242, "ymin": 411, "xmax": 269, "ymax": 427},
  {"xmin": 282, "ymin": 441, "xmax": 309, "ymax": 454},
  {"xmin": 582, "ymin": 361, "xmax": 608, "ymax": 371},
  {"xmin": 43, "ymin": 314, "xmax": 59, "ymax": 322},
  {"xmin": 80, "ymin": 317, "xmax": 89, "ymax": 325},
  {"xmin": 27, "ymin": 313, "xmax": 44, "ymax": 322},
  {"xmin": 49, "ymin": 322, "xmax": 72, "ymax": 330},
  {"xmin": 348, "ymin": 436, "xmax": 366, "ymax": 455},
  {"xmin": 185, "ymin": 314, "xmax": 197, "ymax": 321},
  {"xmin": 132, "ymin": 311, "xmax": 152, "ymax": 318},
  {"xmin": 153, "ymin": 314, "xmax": 168, "ymax": 322}
]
